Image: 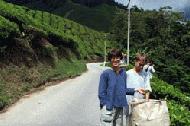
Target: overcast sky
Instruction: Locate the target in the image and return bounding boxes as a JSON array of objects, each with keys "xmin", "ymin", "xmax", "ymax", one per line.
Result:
[{"xmin": 115, "ymin": 0, "xmax": 189, "ymax": 11}]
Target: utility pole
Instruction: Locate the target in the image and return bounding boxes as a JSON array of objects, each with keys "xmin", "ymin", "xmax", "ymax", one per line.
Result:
[
  {"xmin": 103, "ymin": 34, "xmax": 107, "ymax": 66},
  {"xmin": 127, "ymin": 0, "xmax": 131, "ymax": 66}
]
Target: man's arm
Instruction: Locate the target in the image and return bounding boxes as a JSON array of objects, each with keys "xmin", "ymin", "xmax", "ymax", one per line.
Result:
[
  {"xmin": 126, "ymin": 88, "xmax": 145, "ymax": 95},
  {"xmin": 98, "ymin": 72, "xmax": 107, "ymax": 108},
  {"xmin": 126, "ymin": 88, "xmax": 135, "ymax": 95}
]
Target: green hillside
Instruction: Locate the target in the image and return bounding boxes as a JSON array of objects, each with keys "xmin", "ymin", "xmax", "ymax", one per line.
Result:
[
  {"xmin": 0, "ymin": 0, "xmax": 114, "ymax": 111},
  {"xmin": 0, "ymin": 0, "xmax": 110, "ymax": 60},
  {"xmin": 10, "ymin": 0, "xmax": 119, "ymax": 32},
  {"xmin": 53, "ymin": 2, "xmax": 117, "ymax": 32}
]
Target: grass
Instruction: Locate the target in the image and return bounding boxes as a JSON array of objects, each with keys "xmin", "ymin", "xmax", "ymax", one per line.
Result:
[
  {"xmin": 49, "ymin": 59, "xmax": 87, "ymax": 80},
  {"xmin": 0, "ymin": 59, "xmax": 87, "ymax": 111}
]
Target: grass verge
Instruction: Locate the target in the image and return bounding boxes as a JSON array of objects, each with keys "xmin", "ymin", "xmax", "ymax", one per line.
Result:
[{"xmin": 0, "ymin": 59, "xmax": 86, "ymax": 112}]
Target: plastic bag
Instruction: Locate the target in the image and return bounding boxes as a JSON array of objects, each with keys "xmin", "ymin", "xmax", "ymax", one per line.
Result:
[{"xmin": 129, "ymin": 99, "xmax": 170, "ymax": 126}]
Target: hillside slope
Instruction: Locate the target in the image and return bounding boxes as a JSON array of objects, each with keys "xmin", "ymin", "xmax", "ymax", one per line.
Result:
[
  {"xmin": 6, "ymin": 0, "xmax": 119, "ymax": 32},
  {"xmin": 0, "ymin": 0, "xmax": 114, "ymax": 111}
]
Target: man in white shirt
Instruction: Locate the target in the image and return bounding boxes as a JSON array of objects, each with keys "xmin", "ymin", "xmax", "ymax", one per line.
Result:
[
  {"xmin": 126, "ymin": 53, "xmax": 147, "ymax": 99},
  {"xmin": 125, "ymin": 53, "xmax": 147, "ymax": 125}
]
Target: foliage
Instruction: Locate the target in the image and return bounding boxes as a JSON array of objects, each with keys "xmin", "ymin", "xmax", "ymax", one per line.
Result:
[
  {"xmin": 0, "ymin": 15, "xmax": 19, "ymax": 39},
  {"xmin": 167, "ymin": 100, "xmax": 190, "ymax": 126},
  {"xmin": 151, "ymin": 77, "xmax": 190, "ymax": 109},
  {"xmin": 151, "ymin": 77, "xmax": 190, "ymax": 126},
  {"xmin": 111, "ymin": 7, "xmax": 190, "ymax": 93}
]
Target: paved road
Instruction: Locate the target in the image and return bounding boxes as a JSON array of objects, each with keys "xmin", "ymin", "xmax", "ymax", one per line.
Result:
[{"xmin": 0, "ymin": 63, "xmax": 108, "ymax": 126}]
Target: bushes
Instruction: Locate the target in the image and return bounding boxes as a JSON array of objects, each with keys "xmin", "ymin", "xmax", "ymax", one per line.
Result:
[
  {"xmin": 151, "ymin": 77, "xmax": 190, "ymax": 109},
  {"xmin": 168, "ymin": 101, "xmax": 190, "ymax": 126},
  {"xmin": 151, "ymin": 77, "xmax": 190, "ymax": 126}
]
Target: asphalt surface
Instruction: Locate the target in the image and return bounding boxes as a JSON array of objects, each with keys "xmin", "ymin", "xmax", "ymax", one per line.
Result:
[{"xmin": 0, "ymin": 63, "xmax": 108, "ymax": 126}]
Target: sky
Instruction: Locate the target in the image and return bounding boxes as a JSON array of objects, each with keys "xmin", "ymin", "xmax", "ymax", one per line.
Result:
[
  {"xmin": 115, "ymin": 0, "xmax": 190, "ymax": 19},
  {"xmin": 115, "ymin": 0, "xmax": 189, "ymax": 11}
]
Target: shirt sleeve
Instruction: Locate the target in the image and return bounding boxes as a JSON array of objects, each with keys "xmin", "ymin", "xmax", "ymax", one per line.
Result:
[
  {"xmin": 125, "ymin": 71, "xmax": 135, "ymax": 95},
  {"xmin": 126, "ymin": 88, "xmax": 135, "ymax": 95},
  {"xmin": 98, "ymin": 72, "xmax": 107, "ymax": 107}
]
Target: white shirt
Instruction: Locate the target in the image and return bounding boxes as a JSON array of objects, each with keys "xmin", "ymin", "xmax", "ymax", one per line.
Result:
[{"xmin": 126, "ymin": 69, "xmax": 145, "ymax": 103}]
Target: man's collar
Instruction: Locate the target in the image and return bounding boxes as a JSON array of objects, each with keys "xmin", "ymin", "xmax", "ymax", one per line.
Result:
[{"xmin": 112, "ymin": 68, "xmax": 124, "ymax": 74}]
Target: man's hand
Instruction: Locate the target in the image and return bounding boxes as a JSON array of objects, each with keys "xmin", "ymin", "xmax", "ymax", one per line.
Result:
[{"xmin": 136, "ymin": 88, "xmax": 145, "ymax": 94}]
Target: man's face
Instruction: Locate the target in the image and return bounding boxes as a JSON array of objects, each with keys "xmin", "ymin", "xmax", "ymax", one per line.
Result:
[
  {"xmin": 111, "ymin": 56, "xmax": 120, "ymax": 68},
  {"xmin": 135, "ymin": 59, "xmax": 145, "ymax": 72}
]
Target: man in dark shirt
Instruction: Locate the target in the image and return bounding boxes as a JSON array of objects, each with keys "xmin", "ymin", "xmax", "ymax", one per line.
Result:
[{"xmin": 98, "ymin": 49, "xmax": 145, "ymax": 126}]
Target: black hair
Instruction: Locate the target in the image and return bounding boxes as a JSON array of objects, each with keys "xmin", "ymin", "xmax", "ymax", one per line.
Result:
[{"xmin": 108, "ymin": 48, "xmax": 123, "ymax": 61}]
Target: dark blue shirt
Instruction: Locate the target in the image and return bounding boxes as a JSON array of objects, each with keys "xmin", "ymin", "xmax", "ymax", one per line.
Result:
[{"xmin": 98, "ymin": 68, "xmax": 135, "ymax": 111}]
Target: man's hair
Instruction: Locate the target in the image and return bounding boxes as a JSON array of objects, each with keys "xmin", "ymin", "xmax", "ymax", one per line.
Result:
[
  {"xmin": 135, "ymin": 53, "xmax": 147, "ymax": 62},
  {"xmin": 108, "ymin": 48, "xmax": 123, "ymax": 61}
]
